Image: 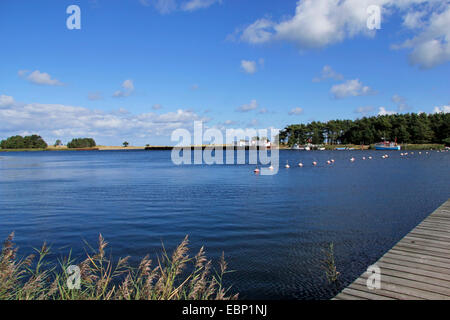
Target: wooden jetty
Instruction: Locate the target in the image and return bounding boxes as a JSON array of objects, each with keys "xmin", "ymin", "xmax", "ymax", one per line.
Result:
[{"xmin": 334, "ymin": 199, "xmax": 450, "ymax": 300}]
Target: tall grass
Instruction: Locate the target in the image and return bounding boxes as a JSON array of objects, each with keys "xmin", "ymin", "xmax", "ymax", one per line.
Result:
[
  {"xmin": 0, "ymin": 233, "xmax": 237, "ymax": 300},
  {"xmin": 322, "ymin": 243, "xmax": 340, "ymax": 284}
]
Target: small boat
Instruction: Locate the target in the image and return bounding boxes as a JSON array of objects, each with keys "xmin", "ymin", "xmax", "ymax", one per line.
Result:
[{"xmin": 375, "ymin": 141, "xmax": 401, "ymax": 151}]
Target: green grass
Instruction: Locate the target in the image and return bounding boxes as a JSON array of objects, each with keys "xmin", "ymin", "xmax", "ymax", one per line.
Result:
[
  {"xmin": 398, "ymin": 144, "xmax": 445, "ymax": 150},
  {"xmin": 0, "ymin": 233, "xmax": 237, "ymax": 300}
]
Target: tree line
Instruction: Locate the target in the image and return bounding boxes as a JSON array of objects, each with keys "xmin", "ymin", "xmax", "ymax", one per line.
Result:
[
  {"xmin": 279, "ymin": 112, "xmax": 450, "ymax": 146},
  {"xmin": 0, "ymin": 135, "xmax": 97, "ymax": 149}
]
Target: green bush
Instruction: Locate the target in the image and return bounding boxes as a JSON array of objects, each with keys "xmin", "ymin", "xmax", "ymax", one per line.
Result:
[
  {"xmin": 0, "ymin": 135, "xmax": 48, "ymax": 149},
  {"xmin": 67, "ymin": 138, "xmax": 96, "ymax": 149}
]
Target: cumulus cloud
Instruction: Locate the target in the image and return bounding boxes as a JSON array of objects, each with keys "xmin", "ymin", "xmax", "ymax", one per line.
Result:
[
  {"xmin": 19, "ymin": 70, "xmax": 64, "ymax": 86},
  {"xmin": 433, "ymin": 105, "xmax": 450, "ymax": 113},
  {"xmin": 113, "ymin": 79, "xmax": 135, "ymax": 98},
  {"xmin": 236, "ymin": 99, "xmax": 258, "ymax": 112},
  {"xmin": 235, "ymin": 0, "xmax": 450, "ymax": 68},
  {"xmin": 312, "ymin": 65, "xmax": 344, "ymax": 82},
  {"xmin": 378, "ymin": 106, "xmax": 397, "ymax": 115},
  {"xmin": 0, "ymin": 94, "xmax": 15, "ymax": 107},
  {"xmin": 241, "ymin": 60, "xmax": 257, "ymax": 74},
  {"xmin": 240, "ymin": 59, "xmax": 265, "ymax": 74},
  {"xmin": 239, "ymin": 18, "xmax": 275, "ymax": 44},
  {"xmin": 288, "ymin": 107, "xmax": 304, "ymax": 115},
  {"xmin": 393, "ymin": 4, "xmax": 450, "ymax": 68},
  {"xmin": 330, "ymin": 79, "xmax": 374, "ymax": 99},
  {"xmin": 0, "ymin": 94, "xmax": 208, "ymax": 143}
]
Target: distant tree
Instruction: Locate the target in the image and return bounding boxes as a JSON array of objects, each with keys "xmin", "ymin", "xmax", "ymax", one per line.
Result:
[
  {"xmin": 123, "ymin": 141, "xmax": 129, "ymax": 147},
  {"xmin": 67, "ymin": 138, "xmax": 96, "ymax": 148},
  {"xmin": 280, "ymin": 112, "xmax": 449, "ymax": 146},
  {"xmin": 444, "ymin": 137, "xmax": 450, "ymax": 146},
  {"xmin": 0, "ymin": 135, "xmax": 47, "ymax": 149},
  {"xmin": 54, "ymin": 139, "xmax": 62, "ymax": 147}
]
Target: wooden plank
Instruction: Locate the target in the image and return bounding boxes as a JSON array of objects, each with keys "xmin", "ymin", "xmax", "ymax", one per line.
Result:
[
  {"xmin": 352, "ymin": 275, "xmax": 447, "ymax": 300},
  {"xmin": 388, "ymin": 249, "xmax": 450, "ymax": 266},
  {"xmin": 336, "ymin": 292, "xmax": 368, "ymax": 300},
  {"xmin": 347, "ymin": 282, "xmax": 425, "ymax": 300},
  {"xmin": 380, "ymin": 256, "xmax": 450, "ymax": 275},
  {"xmin": 357, "ymin": 273, "xmax": 450, "ymax": 299},
  {"xmin": 376, "ymin": 261, "xmax": 450, "ymax": 282},
  {"xmin": 342, "ymin": 287, "xmax": 394, "ymax": 300},
  {"xmin": 334, "ymin": 199, "xmax": 450, "ymax": 300}
]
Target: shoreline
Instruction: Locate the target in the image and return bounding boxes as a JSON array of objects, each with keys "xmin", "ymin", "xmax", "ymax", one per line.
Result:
[{"xmin": 0, "ymin": 143, "xmax": 447, "ymax": 153}]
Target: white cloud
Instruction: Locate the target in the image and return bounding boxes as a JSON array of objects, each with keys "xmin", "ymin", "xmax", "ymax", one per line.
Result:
[
  {"xmin": 433, "ymin": 105, "xmax": 450, "ymax": 113},
  {"xmin": 152, "ymin": 104, "xmax": 163, "ymax": 110},
  {"xmin": 241, "ymin": 60, "xmax": 257, "ymax": 74},
  {"xmin": 240, "ymin": 59, "xmax": 265, "ymax": 74},
  {"xmin": 240, "ymin": 18, "xmax": 275, "ymax": 44},
  {"xmin": 288, "ymin": 107, "xmax": 304, "ymax": 115},
  {"xmin": 312, "ymin": 65, "xmax": 344, "ymax": 82},
  {"xmin": 190, "ymin": 84, "xmax": 199, "ymax": 90},
  {"xmin": 19, "ymin": 70, "xmax": 63, "ymax": 86},
  {"xmin": 258, "ymin": 108, "xmax": 268, "ymax": 114},
  {"xmin": 236, "ymin": 0, "xmax": 450, "ymax": 68},
  {"xmin": 393, "ymin": 4, "xmax": 450, "ymax": 68},
  {"xmin": 0, "ymin": 95, "xmax": 208, "ymax": 143},
  {"xmin": 151, "ymin": 0, "xmax": 177, "ymax": 14},
  {"xmin": 181, "ymin": 0, "xmax": 221, "ymax": 11},
  {"xmin": 236, "ymin": 99, "xmax": 258, "ymax": 112},
  {"xmin": 0, "ymin": 95, "xmax": 15, "ymax": 107},
  {"xmin": 331, "ymin": 79, "xmax": 373, "ymax": 99},
  {"xmin": 402, "ymin": 10, "xmax": 427, "ymax": 29},
  {"xmin": 113, "ymin": 79, "xmax": 135, "ymax": 98},
  {"xmin": 141, "ymin": 0, "xmax": 220, "ymax": 14},
  {"xmin": 378, "ymin": 106, "xmax": 397, "ymax": 115}
]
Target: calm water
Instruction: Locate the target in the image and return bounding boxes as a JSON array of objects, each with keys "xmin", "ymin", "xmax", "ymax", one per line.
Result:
[{"xmin": 0, "ymin": 150, "xmax": 449, "ymax": 299}]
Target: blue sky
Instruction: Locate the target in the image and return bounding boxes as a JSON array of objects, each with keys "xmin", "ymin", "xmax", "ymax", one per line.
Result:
[{"xmin": 0, "ymin": 0, "xmax": 449, "ymax": 145}]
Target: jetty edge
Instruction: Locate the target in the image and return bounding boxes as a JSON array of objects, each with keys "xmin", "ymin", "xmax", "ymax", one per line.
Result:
[{"xmin": 334, "ymin": 198, "xmax": 450, "ymax": 300}]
